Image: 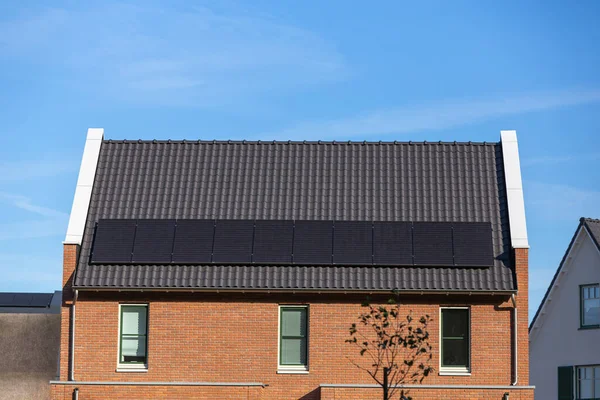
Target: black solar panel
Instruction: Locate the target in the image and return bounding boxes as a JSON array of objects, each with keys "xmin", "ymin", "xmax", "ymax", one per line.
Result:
[
  {"xmin": 131, "ymin": 220, "xmax": 176, "ymax": 263},
  {"xmin": 27, "ymin": 293, "xmax": 53, "ymax": 307},
  {"xmin": 333, "ymin": 221, "xmax": 373, "ymax": 265},
  {"xmin": 212, "ymin": 220, "xmax": 255, "ymax": 263},
  {"xmin": 373, "ymin": 222, "xmax": 413, "ymax": 265},
  {"xmin": 0, "ymin": 293, "xmax": 15, "ymax": 306},
  {"xmin": 413, "ymin": 222, "xmax": 454, "ymax": 266},
  {"xmin": 0, "ymin": 293, "xmax": 53, "ymax": 307},
  {"xmin": 171, "ymin": 220, "xmax": 215, "ymax": 263},
  {"xmin": 253, "ymin": 220, "xmax": 294, "ymax": 263},
  {"xmin": 293, "ymin": 220, "xmax": 333, "ymax": 264},
  {"xmin": 91, "ymin": 219, "xmax": 137, "ymax": 263},
  {"xmin": 453, "ymin": 222, "xmax": 494, "ymax": 267}
]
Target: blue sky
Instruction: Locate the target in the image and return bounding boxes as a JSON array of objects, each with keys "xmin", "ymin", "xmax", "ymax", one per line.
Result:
[{"xmin": 0, "ymin": 1, "xmax": 599, "ymax": 320}]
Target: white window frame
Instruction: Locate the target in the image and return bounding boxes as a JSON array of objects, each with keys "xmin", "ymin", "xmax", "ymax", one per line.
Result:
[
  {"xmin": 580, "ymin": 283, "xmax": 600, "ymax": 329},
  {"xmin": 116, "ymin": 303, "xmax": 149, "ymax": 372},
  {"xmin": 439, "ymin": 306, "xmax": 471, "ymax": 375},
  {"xmin": 277, "ymin": 305, "xmax": 309, "ymax": 374},
  {"xmin": 577, "ymin": 364, "xmax": 600, "ymax": 399}
]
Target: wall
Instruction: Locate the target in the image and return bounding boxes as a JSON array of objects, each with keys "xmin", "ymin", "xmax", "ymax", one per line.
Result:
[
  {"xmin": 530, "ymin": 231, "xmax": 600, "ymax": 400},
  {"xmin": 51, "ymin": 291, "xmax": 532, "ymax": 400},
  {"xmin": 0, "ymin": 313, "xmax": 61, "ymax": 400}
]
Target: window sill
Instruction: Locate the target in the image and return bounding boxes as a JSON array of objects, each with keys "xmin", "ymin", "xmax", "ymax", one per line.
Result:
[
  {"xmin": 277, "ymin": 367, "xmax": 309, "ymax": 374},
  {"xmin": 116, "ymin": 366, "xmax": 148, "ymax": 373},
  {"xmin": 579, "ymin": 325, "xmax": 600, "ymax": 330},
  {"xmin": 439, "ymin": 369, "xmax": 471, "ymax": 376}
]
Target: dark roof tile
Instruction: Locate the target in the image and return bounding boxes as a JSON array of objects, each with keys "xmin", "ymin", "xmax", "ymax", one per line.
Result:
[{"xmin": 74, "ymin": 141, "xmax": 514, "ymax": 291}]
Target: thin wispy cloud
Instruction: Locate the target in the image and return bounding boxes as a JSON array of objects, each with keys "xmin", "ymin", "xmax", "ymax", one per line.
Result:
[
  {"xmin": 0, "ymin": 159, "xmax": 76, "ymax": 182},
  {"xmin": 522, "ymin": 152, "xmax": 600, "ymax": 167},
  {"xmin": 264, "ymin": 89, "xmax": 600, "ymax": 140},
  {"xmin": 0, "ymin": 193, "xmax": 68, "ymax": 219},
  {"xmin": 525, "ymin": 181, "xmax": 600, "ymax": 221},
  {"xmin": 0, "ymin": 3, "xmax": 347, "ymax": 107},
  {"xmin": 0, "ymin": 193, "xmax": 68, "ymax": 241}
]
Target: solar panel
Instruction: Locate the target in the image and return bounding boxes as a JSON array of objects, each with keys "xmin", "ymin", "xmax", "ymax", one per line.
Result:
[
  {"xmin": 27, "ymin": 293, "xmax": 53, "ymax": 307},
  {"xmin": 412, "ymin": 222, "xmax": 454, "ymax": 266},
  {"xmin": 333, "ymin": 221, "xmax": 373, "ymax": 265},
  {"xmin": 452, "ymin": 222, "xmax": 494, "ymax": 267},
  {"xmin": 91, "ymin": 219, "xmax": 137, "ymax": 263},
  {"xmin": 253, "ymin": 220, "xmax": 294, "ymax": 263},
  {"xmin": 0, "ymin": 293, "xmax": 15, "ymax": 306},
  {"xmin": 293, "ymin": 220, "xmax": 333, "ymax": 264},
  {"xmin": 373, "ymin": 222, "xmax": 413, "ymax": 265},
  {"xmin": 132, "ymin": 220, "xmax": 176, "ymax": 263},
  {"xmin": 171, "ymin": 219, "xmax": 215, "ymax": 263},
  {"xmin": 212, "ymin": 220, "xmax": 255, "ymax": 263}
]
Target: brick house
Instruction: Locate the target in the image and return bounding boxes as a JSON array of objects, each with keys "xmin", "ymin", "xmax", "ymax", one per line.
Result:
[{"xmin": 50, "ymin": 129, "xmax": 534, "ymax": 399}]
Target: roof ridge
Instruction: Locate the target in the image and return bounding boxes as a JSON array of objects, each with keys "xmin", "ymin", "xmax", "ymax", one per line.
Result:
[
  {"xmin": 103, "ymin": 139, "xmax": 499, "ymax": 146},
  {"xmin": 581, "ymin": 217, "xmax": 600, "ymax": 223}
]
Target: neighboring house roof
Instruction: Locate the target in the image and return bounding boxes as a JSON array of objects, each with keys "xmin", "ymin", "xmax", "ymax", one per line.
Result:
[
  {"xmin": 0, "ymin": 291, "xmax": 61, "ymax": 314},
  {"xmin": 529, "ymin": 218, "xmax": 600, "ymax": 331},
  {"xmin": 72, "ymin": 139, "xmax": 516, "ymax": 292}
]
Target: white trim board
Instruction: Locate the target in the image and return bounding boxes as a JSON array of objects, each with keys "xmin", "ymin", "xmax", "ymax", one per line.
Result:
[
  {"xmin": 64, "ymin": 128, "xmax": 104, "ymax": 245},
  {"xmin": 500, "ymin": 130, "xmax": 529, "ymax": 249}
]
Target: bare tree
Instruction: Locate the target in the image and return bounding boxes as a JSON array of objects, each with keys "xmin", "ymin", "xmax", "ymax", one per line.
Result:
[{"xmin": 346, "ymin": 296, "xmax": 434, "ymax": 400}]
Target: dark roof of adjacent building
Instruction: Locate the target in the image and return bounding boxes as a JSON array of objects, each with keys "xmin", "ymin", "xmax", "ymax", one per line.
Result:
[
  {"xmin": 584, "ymin": 218, "xmax": 600, "ymax": 250},
  {"xmin": 0, "ymin": 291, "xmax": 61, "ymax": 314},
  {"xmin": 529, "ymin": 218, "xmax": 600, "ymax": 331},
  {"xmin": 74, "ymin": 140, "xmax": 514, "ymax": 292}
]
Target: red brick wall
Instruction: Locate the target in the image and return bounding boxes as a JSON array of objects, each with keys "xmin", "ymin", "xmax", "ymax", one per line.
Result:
[
  {"xmin": 321, "ymin": 386, "xmax": 533, "ymax": 400},
  {"xmin": 53, "ymin": 244, "xmax": 532, "ymax": 399},
  {"xmin": 59, "ymin": 244, "xmax": 78, "ymax": 380},
  {"xmin": 52, "ymin": 291, "xmax": 531, "ymax": 400},
  {"xmin": 515, "ymin": 247, "xmax": 529, "ymax": 385}
]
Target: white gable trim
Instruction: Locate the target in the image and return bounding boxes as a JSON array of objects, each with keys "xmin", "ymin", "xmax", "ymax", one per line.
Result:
[
  {"xmin": 64, "ymin": 128, "xmax": 104, "ymax": 245},
  {"xmin": 500, "ymin": 130, "xmax": 529, "ymax": 249},
  {"xmin": 528, "ymin": 226, "xmax": 589, "ymax": 338}
]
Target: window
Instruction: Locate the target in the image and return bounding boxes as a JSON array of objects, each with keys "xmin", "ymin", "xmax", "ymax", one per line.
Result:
[
  {"xmin": 278, "ymin": 306, "xmax": 308, "ymax": 372},
  {"xmin": 581, "ymin": 284, "xmax": 600, "ymax": 328},
  {"xmin": 440, "ymin": 307, "xmax": 470, "ymax": 373},
  {"xmin": 577, "ymin": 365, "xmax": 600, "ymax": 400},
  {"xmin": 119, "ymin": 305, "xmax": 148, "ymax": 368}
]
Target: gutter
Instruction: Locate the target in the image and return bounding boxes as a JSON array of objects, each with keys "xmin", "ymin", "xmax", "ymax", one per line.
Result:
[
  {"xmin": 70, "ymin": 289, "xmax": 79, "ymax": 381},
  {"xmin": 510, "ymin": 293, "xmax": 517, "ymax": 386},
  {"xmin": 72, "ymin": 287, "xmax": 517, "ymax": 296}
]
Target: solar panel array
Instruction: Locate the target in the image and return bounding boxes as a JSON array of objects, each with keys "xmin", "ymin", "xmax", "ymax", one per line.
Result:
[
  {"xmin": 0, "ymin": 293, "xmax": 53, "ymax": 308},
  {"xmin": 90, "ymin": 219, "xmax": 494, "ymax": 267}
]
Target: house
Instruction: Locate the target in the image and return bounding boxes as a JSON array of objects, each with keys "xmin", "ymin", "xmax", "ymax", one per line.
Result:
[
  {"xmin": 529, "ymin": 218, "xmax": 600, "ymax": 400},
  {"xmin": 0, "ymin": 291, "xmax": 61, "ymax": 400},
  {"xmin": 50, "ymin": 128, "xmax": 534, "ymax": 399}
]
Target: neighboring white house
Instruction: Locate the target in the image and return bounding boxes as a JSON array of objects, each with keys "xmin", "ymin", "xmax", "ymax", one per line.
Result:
[{"xmin": 530, "ymin": 218, "xmax": 600, "ymax": 400}]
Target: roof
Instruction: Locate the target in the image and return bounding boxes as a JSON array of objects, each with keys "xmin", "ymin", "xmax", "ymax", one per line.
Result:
[
  {"xmin": 74, "ymin": 140, "xmax": 515, "ymax": 291},
  {"xmin": 529, "ymin": 218, "xmax": 600, "ymax": 331},
  {"xmin": 0, "ymin": 291, "xmax": 61, "ymax": 314},
  {"xmin": 584, "ymin": 218, "xmax": 600, "ymax": 250}
]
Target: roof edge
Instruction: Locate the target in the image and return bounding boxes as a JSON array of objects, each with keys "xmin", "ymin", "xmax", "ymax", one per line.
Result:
[
  {"xmin": 102, "ymin": 139, "xmax": 500, "ymax": 146},
  {"xmin": 73, "ymin": 287, "xmax": 516, "ymax": 295},
  {"xmin": 64, "ymin": 128, "xmax": 104, "ymax": 245},
  {"xmin": 500, "ymin": 130, "xmax": 529, "ymax": 249}
]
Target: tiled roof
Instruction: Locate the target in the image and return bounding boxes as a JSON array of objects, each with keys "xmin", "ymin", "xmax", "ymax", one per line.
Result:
[
  {"xmin": 74, "ymin": 140, "xmax": 514, "ymax": 291},
  {"xmin": 583, "ymin": 218, "xmax": 600, "ymax": 250}
]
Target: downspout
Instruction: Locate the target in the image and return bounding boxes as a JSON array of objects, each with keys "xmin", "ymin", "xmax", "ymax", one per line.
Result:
[
  {"xmin": 70, "ymin": 289, "xmax": 79, "ymax": 381},
  {"xmin": 510, "ymin": 293, "xmax": 518, "ymax": 386}
]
